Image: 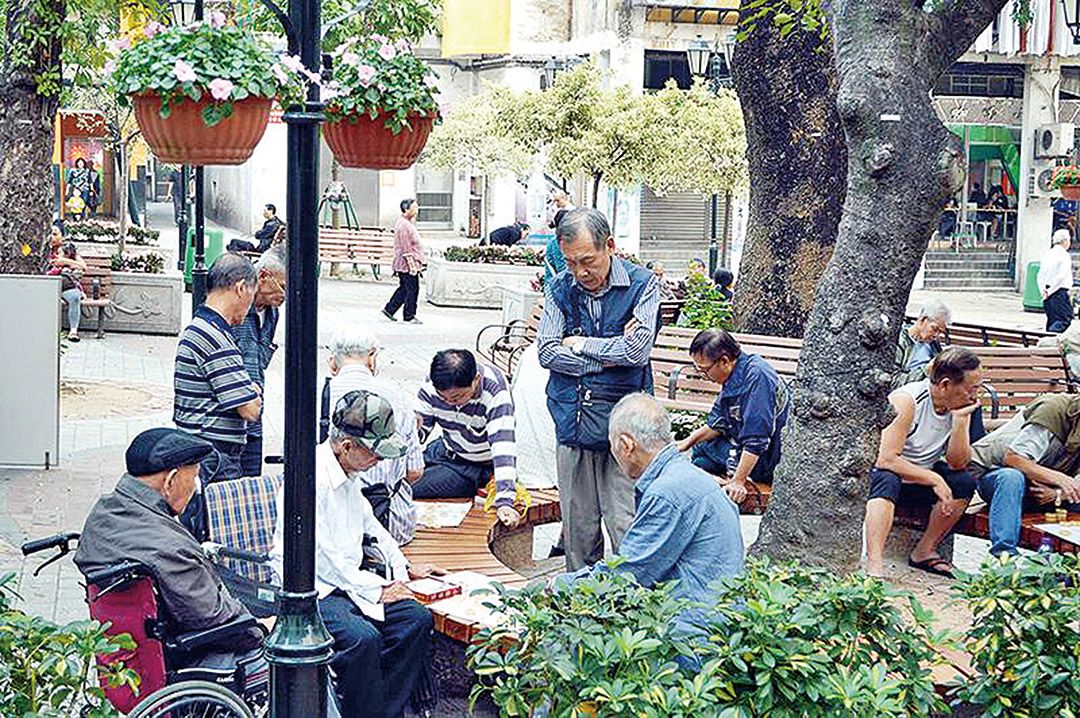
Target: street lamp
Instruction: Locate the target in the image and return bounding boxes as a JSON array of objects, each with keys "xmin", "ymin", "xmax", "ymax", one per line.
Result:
[
  {"xmin": 167, "ymin": 0, "xmax": 197, "ymax": 26},
  {"xmin": 541, "ymin": 57, "xmax": 559, "ymax": 90},
  {"xmin": 686, "ymin": 36, "xmax": 711, "ymax": 79},
  {"xmin": 1063, "ymin": 0, "xmax": 1080, "ymax": 44}
]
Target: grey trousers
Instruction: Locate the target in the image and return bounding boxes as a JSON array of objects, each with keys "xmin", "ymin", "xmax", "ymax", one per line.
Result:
[{"xmin": 556, "ymin": 443, "xmax": 636, "ymax": 571}]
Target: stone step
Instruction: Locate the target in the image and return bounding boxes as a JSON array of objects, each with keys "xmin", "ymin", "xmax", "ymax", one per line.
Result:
[
  {"xmin": 922, "ymin": 277, "xmax": 1015, "ymax": 289},
  {"xmin": 924, "ymin": 261, "xmax": 1012, "ymax": 271}
]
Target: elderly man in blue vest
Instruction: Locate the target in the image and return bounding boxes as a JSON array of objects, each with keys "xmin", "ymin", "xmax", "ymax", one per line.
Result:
[{"xmin": 537, "ymin": 208, "xmax": 661, "ymax": 571}]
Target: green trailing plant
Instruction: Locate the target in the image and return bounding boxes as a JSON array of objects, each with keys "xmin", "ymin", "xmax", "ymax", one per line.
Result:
[
  {"xmin": 444, "ymin": 245, "xmax": 544, "ymax": 267},
  {"xmin": 66, "ymin": 222, "xmax": 159, "ymax": 245},
  {"xmin": 324, "ymin": 35, "xmax": 440, "ymax": 132},
  {"xmin": 110, "ymin": 251, "xmax": 165, "ymax": 273},
  {"xmin": 677, "ymin": 269, "xmax": 734, "ymax": 331},
  {"xmin": 108, "ymin": 15, "xmax": 285, "ymax": 126},
  {"xmin": 669, "ymin": 410, "xmax": 706, "ymax": 441},
  {"xmin": 0, "ymin": 572, "xmax": 140, "ymax": 717},
  {"xmin": 951, "ymin": 553, "xmax": 1080, "ymax": 717},
  {"xmin": 1051, "ymin": 165, "xmax": 1080, "ymax": 190},
  {"xmin": 467, "ymin": 560, "xmax": 949, "ymax": 718}
]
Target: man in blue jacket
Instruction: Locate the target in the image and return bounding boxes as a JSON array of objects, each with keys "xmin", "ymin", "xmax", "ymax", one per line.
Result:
[
  {"xmin": 537, "ymin": 208, "xmax": 661, "ymax": 571},
  {"xmin": 676, "ymin": 329, "xmax": 790, "ymax": 504}
]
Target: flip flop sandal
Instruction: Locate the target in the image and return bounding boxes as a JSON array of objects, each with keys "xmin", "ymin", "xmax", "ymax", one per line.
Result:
[{"xmin": 907, "ymin": 556, "xmax": 955, "ymax": 579}]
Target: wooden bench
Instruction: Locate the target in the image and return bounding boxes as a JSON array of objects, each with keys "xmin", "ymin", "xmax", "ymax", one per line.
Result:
[
  {"xmin": 318, "ymin": 226, "xmax": 394, "ymax": 279},
  {"xmin": 402, "ymin": 489, "xmax": 561, "ymax": 642},
  {"xmin": 971, "ymin": 345, "xmax": 1074, "ymax": 425},
  {"xmin": 475, "ymin": 302, "xmax": 544, "ymax": 380},
  {"xmin": 659, "ymin": 300, "xmax": 684, "ymax": 326},
  {"xmin": 903, "ymin": 315, "xmax": 1052, "ymax": 348},
  {"xmin": 79, "ymin": 256, "xmax": 113, "ymax": 339}
]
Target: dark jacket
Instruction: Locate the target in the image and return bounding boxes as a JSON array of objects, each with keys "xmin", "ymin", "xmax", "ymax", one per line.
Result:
[
  {"xmin": 74, "ymin": 474, "xmax": 261, "ymax": 650},
  {"xmin": 489, "ymin": 225, "xmax": 523, "ymax": 246},
  {"xmin": 254, "ymin": 216, "xmax": 283, "ymax": 252},
  {"xmin": 705, "ymin": 352, "xmax": 790, "ymax": 458}
]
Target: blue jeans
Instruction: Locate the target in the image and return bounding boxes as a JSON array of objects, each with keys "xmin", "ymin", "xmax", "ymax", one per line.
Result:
[{"xmin": 976, "ymin": 468, "xmax": 1027, "ymax": 556}]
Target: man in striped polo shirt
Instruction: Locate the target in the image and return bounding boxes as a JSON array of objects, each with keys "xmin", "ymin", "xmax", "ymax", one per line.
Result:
[
  {"xmin": 414, "ymin": 349, "xmax": 522, "ymax": 528},
  {"xmin": 174, "ymin": 253, "xmax": 263, "ymax": 539}
]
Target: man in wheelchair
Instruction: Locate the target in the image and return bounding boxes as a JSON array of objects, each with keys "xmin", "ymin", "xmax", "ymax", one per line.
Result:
[
  {"xmin": 271, "ymin": 389, "xmax": 439, "ymax": 718},
  {"xmin": 74, "ymin": 428, "xmax": 268, "ymax": 707}
]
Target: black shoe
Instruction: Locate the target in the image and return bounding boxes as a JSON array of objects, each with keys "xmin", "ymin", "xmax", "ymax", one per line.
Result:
[
  {"xmin": 381, "ymin": 309, "xmax": 397, "ymax": 322},
  {"xmin": 548, "ymin": 545, "xmax": 565, "ymax": 558},
  {"xmin": 67, "ymin": 334, "xmax": 80, "ymax": 343}
]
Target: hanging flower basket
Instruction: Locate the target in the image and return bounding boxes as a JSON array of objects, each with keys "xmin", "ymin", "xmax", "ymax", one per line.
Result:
[
  {"xmin": 134, "ymin": 94, "xmax": 272, "ymax": 166},
  {"xmin": 1051, "ymin": 165, "xmax": 1080, "ymax": 200},
  {"xmin": 323, "ymin": 112, "xmax": 435, "ymax": 170}
]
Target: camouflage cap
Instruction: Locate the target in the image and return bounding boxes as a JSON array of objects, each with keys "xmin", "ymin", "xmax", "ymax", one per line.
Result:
[{"xmin": 332, "ymin": 389, "xmax": 408, "ymax": 459}]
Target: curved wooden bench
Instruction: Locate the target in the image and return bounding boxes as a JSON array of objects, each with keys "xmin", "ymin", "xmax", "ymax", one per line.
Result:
[{"xmin": 402, "ymin": 488, "xmax": 561, "ymax": 642}]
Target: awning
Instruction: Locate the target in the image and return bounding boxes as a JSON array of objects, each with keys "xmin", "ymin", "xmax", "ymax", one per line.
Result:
[{"xmin": 641, "ymin": 2, "xmax": 740, "ymax": 24}]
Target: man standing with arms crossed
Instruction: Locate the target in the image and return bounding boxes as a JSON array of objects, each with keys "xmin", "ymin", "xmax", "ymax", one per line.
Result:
[
  {"xmin": 382, "ymin": 198, "xmax": 425, "ymax": 324},
  {"xmin": 537, "ymin": 208, "xmax": 661, "ymax": 570}
]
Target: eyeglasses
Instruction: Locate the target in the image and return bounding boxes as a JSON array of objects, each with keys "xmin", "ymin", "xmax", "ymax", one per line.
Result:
[
  {"xmin": 264, "ymin": 273, "xmax": 286, "ymax": 294},
  {"xmin": 693, "ymin": 357, "xmax": 718, "ymax": 374}
]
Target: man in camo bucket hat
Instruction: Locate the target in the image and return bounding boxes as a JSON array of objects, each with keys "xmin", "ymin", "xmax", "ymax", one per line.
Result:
[
  {"xmin": 270, "ymin": 387, "xmax": 440, "ymax": 718},
  {"xmin": 333, "ymin": 389, "xmax": 409, "ymax": 461}
]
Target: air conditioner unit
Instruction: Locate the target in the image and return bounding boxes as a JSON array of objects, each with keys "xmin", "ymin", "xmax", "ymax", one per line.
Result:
[{"xmin": 1035, "ymin": 123, "xmax": 1076, "ymax": 158}]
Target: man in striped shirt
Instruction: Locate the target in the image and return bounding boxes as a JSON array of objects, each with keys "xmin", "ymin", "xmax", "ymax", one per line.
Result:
[
  {"xmin": 325, "ymin": 327, "xmax": 422, "ymax": 544},
  {"xmin": 537, "ymin": 208, "xmax": 661, "ymax": 571},
  {"xmin": 173, "ymin": 253, "xmax": 262, "ymax": 539},
  {"xmin": 414, "ymin": 349, "xmax": 522, "ymax": 528}
]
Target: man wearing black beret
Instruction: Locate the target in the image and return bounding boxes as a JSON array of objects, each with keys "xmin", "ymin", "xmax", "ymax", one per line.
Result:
[{"xmin": 74, "ymin": 428, "xmax": 263, "ymax": 659}]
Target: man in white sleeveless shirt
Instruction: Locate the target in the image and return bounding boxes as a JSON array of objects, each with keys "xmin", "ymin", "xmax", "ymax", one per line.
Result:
[{"xmin": 864, "ymin": 347, "xmax": 983, "ymax": 578}]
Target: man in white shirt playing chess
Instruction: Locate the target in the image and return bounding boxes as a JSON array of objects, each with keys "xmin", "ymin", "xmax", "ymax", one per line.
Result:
[{"xmin": 271, "ymin": 389, "xmax": 442, "ymax": 718}]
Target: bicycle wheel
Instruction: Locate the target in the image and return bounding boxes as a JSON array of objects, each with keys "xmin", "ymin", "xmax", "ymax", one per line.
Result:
[{"xmin": 127, "ymin": 679, "xmax": 254, "ymax": 718}]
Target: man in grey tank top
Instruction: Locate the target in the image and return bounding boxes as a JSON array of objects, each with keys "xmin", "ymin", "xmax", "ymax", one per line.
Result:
[{"xmin": 864, "ymin": 348, "xmax": 983, "ymax": 578}]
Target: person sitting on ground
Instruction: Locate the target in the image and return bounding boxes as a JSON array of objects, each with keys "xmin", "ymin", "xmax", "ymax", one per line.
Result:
[
  {"xmin": 712, "ymin": 267, "xmax": 734, "ymax": 302},
  {"xmin": 893, "ymin": 300, "xmax": 950, "ymax": 388},
  {"xmin": 74, "ymin": 429, "xmax": 264, "ymax": 669},
  {"xmin": 270, "ymin": 390, "xmax": 438, "ymax": 718},
  {"xmin": 46, "ymin": 230, "xmax": 87, "ymax": 343},
  {"xmin": 971, "ymin": 393, "xmax": 1080, "ymax": 557},
  {"xmin": 676, "ymin": 329, "xmax": 790, "ymax": 504},
  {"xmin": 173, "ymin": 252, "xmax": 262, "ymax": 540},
  {"xmin": 556, "ymin": 393, "xmax": 744, "ymax": 623},
  {"xmin": 487, "ymin": 222, "xmax": 530, "ymax": 247},
  {"xmin": 233, "ymin": 250, "xmax": 286, "ymax": 477},
  {"xmin": 325, "ymin": 326, "xmax": 423, "ymax": 544},
  {"xmin": 413, "ymin": 349, "xmax": 522, "ymax": 528},
  {"xmin": 253, "ymin": 203, "xmax": 284, "ymax": 253},
  {"xmin": 863, "ymin": 347, "xmax": 982, "ymax": 578}
]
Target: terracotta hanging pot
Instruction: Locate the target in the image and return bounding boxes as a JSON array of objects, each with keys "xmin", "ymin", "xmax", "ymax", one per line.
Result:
[
  {"xmin": 323, "ymin": 111, "xmax": 435, "ymax": 170},
  {"xmin": 134, "ymin": 94, "xmax": 272, "ymax": 166},
  {"xmin": 1060, "ymin": 185, "xmax": 1080, "ymax": 201}
]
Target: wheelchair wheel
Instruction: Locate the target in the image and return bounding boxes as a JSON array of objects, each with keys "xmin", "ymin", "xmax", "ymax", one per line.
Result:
[{"xmin": 127, "ymin": 679, "xmax": 254, "ymax": 718}]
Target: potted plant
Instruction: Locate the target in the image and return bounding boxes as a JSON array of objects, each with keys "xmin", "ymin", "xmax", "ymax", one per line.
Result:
[
  {"xmin": 1051, "ymin": 165, "xmax": 1080, "ymax": 200},
  {"xmin": 322, "ymin": 35, "xmax": 439, "ymax": 169},
  {"xmin": 108, "ymin": 14, "xmax": 285, "ymax": 165}
]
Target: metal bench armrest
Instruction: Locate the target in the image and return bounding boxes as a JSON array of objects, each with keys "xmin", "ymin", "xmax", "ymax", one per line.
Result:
[
  {"xmin": 982, "ymin": 382, "xmax": 1000, "ymax": 419},
  {"xmin": 475, "ymin": 320, "xmax": 528, "ymax": 355}
]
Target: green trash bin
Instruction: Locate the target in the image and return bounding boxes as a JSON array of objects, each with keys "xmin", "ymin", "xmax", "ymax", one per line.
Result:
[
  {"xmin": 1023, "ymin": 261, "xmax": 1044, "ymax": 313},
  {"xmin": 184, "ymin": 228, "xmax": 225, "ymax": 286}
]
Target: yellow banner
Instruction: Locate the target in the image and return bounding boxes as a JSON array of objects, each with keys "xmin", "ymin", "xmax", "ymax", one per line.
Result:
[
  {"xmin": 441, "ymin": 0, "xmax": 510, "ymax": 57},
  {"xmin": 120, "ymin": 1, "xmax": 151, "ymax": 40}
]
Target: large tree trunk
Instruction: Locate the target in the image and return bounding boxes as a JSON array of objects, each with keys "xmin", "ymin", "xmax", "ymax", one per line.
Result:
[
  {"xmin": 731, "ymin": 6, "xmax": 846, "ymax": 338},
  {"xmin": 0, "ymin": 0, "xmax": 62, "ymax": 274},
  {"xmin": 752, "ymin": 0, "xmax": 1007, "ymax": 570}
]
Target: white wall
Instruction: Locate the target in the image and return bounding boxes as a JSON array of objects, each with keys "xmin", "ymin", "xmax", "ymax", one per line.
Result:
[
  {"xmin": 204, "ymin": 114, "xmax": 287, "ymax": 236},
  {"xmin": 1016, "ymin": 58, "xmax": 1062, "ymax": 291}
]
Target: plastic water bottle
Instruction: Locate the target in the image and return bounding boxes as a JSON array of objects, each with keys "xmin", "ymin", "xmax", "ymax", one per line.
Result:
[{"xmin": 726, "ymin": 448, "xmax": 738, "ymax": 477}]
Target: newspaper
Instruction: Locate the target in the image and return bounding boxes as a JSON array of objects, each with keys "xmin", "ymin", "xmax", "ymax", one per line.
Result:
[{"xmin": 415, "ymin": 500, "xmax": 473, "ymax": 528}]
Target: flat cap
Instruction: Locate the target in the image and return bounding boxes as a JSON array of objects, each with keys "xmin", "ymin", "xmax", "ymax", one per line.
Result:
[{"xmin": 125, "ymin": 428, "xmax": 213, "ymax": 477}]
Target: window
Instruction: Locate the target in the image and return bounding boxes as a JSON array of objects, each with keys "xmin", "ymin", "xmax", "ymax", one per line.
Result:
[
  {"xmin": 644, "ymin": 50, "xmax": 692, "ymax": 91},
  {"xmin": 933, "ymin": 62, "xmax": 1023, "ymax": 99}
]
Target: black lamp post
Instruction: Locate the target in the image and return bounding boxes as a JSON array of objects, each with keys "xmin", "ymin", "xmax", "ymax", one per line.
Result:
[
  {"xmin": 167, "ymin": 0, "xmax": 195, "ymax": 277},
  {"xmin": 686, "ymin": 30, "xmax": 737, "ymax": 274},
  {"xmin": 541, "ymin": 57, "xmax": 558, "ymax": 90},
  {"xmin": 1064, "ymin": 0, "xmax": 1080, "ymax": 44}
]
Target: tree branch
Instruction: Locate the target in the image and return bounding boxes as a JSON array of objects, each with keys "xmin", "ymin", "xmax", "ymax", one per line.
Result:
[{"xmin": 929, "ymin": 0, "xmax": 1009, "ymax": 73}]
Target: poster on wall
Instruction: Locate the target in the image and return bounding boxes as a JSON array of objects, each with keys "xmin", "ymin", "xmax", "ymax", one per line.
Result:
[{"xmin": 62, "ymin": 139, "xmax": 105, "ymax": 219}]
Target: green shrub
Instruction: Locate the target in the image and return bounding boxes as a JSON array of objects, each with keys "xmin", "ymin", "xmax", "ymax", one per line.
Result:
[
  {"xmin": 677, "ymin": 270, "xmax": 733, "ymax": 331},
  {"xmin": 111, "ymin": 252, "xmax": 166, "ymax": 274},
  {"xmin": 951, "ymin": 553, "xmax": 1080, "ymax": 717},
  {"xmin": 65, "ymin": 222, "xmax": 159, "ymax": 246},
  {"xmin": 0, "ymin": 572, "xmax": 139, "ymax": 717},
  {"xmin": 444, "ymin": 244, "xmax": 544, "ymax": 266},
  {"xmin": 670, "ymin": 409, "xmax": 706, "ymax": 440},
  {"xmin": 467, "ymin": 560, "xmax": 949, "ymax": 717}
]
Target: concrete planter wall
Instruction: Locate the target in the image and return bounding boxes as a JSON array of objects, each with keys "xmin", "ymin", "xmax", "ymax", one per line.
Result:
[
  {"xmin": 501, "ymin": 285, "xmax": 543, "ymax": 325},
  {"xmin": 424, "ymin": 256, "xmax": 541, "ymax": 309},
  {"xmin": 78, "ymin": 271, "xmax": 184, "ymax": 336}
]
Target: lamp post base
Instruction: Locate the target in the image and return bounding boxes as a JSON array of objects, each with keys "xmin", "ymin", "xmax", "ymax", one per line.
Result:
[{"xmin": 265, "ymin": 589, "xmax": 334, "ymax": 717}]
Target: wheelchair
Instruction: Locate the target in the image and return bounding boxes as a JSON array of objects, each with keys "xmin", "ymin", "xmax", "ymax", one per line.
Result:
[{"xmin": 21, "ymin": 533, "xmax": 268, "ymax": 718}]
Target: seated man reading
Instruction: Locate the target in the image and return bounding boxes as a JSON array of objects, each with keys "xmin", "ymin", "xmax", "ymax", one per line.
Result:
[
  {"xmin": 272, "ymin": 389, "xmax": 439, "ymax": 718},
  {"xmin": 413, "ymin": 349, "xmax": 521, "ymax": 528},
  {"xmin": 863, "ymin": 348, "xmax": 982, "ymax": 578},
  {"xmin": 74, "ymin": 428, "xmax": 264, "ymax": 667},
  {"xmin": 558, "ymin": 393, "xmax": 744, "ymax": 613},
  {"xmin": 676, "ymin": 329, "xmax": 790, "ymax": 504},
  {"xmin": 971, "ymin": 394, "xmax": 1080, "ymax": 557}
]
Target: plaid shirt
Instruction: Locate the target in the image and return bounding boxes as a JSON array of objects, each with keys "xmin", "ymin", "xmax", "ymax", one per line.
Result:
[{"xmin": 327, "ymin": 364, "xmax": 422, "ymax": 544}]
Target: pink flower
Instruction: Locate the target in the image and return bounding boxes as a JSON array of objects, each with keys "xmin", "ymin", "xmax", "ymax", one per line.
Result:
[
  {"xmin": 110, "ymin": 36, "xmax": 132, "ymax": 52},
  {"xmin": 144, "ymin": 21, "xmax": 164, "ymax": 38},
  {"xmin": 271, "ymin": 63, "xmax": 289, "ymax": 85},
  {"xmin": 320, "ymin": 81, "xmax": 342, "ymax": 103},
  {"xmin": 173, "ymin": 59, "xmax": 196, "ymax": 83},
  {"xmin": 103, "ymin": 60, "xmax": 116, "ymax": 76},
  {"xmin": 280, "ymin": 54, "xmax": 304, "ymax": 73},
  {"xmin": 303, "ymin": 68, "xmax": 321, "ymax": 84},
  {"xmin": 371, "ymin": 34, "xmax": 389, "ymax": 45},
  {"xmin": 356, "ymin": 64, "xmax": 377, "ymax": 87},
  {"xmin": 395, "ymin": 38, "xmax": 410, "ymax": 52},
  {"xmin": 331, "ymin": 39, "xmax": 358, "ymax": 57},
  {"xmin": 424, "ymin": 73, "xmax": 438, "ymax": 88},
  {"xmin": 378, "ymin": 43, "xmax": 397, "ymax": 62},
  {"xmin": 341, "ymin": 52, "xmax": 360, "ymax": 67},
  {"xmin": 208, "ymin": 10, "xmax": 226, "ymax": 28},
  {"xmin": 208, "ymin": 78, "xmax": 234, "ymax": 100}
]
